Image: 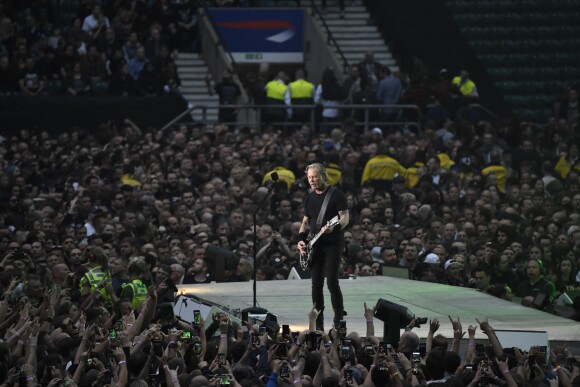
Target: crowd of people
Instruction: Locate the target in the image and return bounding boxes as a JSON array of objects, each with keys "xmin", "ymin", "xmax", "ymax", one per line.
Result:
[
  {"xmin": 0, "ymin": 0, "xmax": 198, "ymax": 97},
  {"xmin": 2, "ymin": 1, "xmax": 580, "ymax": 387}
]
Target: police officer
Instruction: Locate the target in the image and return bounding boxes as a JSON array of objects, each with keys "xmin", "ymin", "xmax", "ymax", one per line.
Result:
[
  {"xmin": 120, "ymin": 256, "xmax": 149, "ymax": 310},
  {"xmin": 79, "ymin": 246, "xmax": 116, "ymax": 304},
  {"xmin": 263, "ymin": 71, "xmax": 288, "ymax": 124},
  {"xmin": 285, "ymin": 69, "xmax": 314, "ymax": 123}
]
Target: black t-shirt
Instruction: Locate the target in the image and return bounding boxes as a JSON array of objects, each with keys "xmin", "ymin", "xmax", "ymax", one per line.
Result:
[
  {"xmin": 304, "ymin": 186, "xmax": 348, "ymax": 246},
  {"xmin": 215, "ymin": 80, "xmax": 241, "ymax": 105}
]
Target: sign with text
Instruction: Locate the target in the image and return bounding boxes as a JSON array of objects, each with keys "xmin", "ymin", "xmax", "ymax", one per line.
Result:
[{"xmin": 209, "ymin": 8, "xmax": 304, "ymax": 63}]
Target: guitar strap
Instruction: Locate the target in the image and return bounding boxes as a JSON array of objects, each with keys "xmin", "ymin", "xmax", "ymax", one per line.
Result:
[{"xmin": 314, "ymin": 186, "xmax": 336, "ymax": 233}]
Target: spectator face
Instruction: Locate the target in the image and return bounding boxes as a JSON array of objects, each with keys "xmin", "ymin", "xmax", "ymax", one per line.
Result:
[
  {"xmin": 559, "ymin": 259, "xmax": 572, "ymax": 275},
  {"xmin": 526, "ymin": 260, "xmax": 541, "ymax": 280},
  {"xmin": 384, "ymin": 208, "xmax": 394, "ymax": 222},
  {"xmin": 191, "ymin": 258, "xmax": 205, "ymax": 274},
  {"xmin": 382, "ymin": 248, "xmax": 397, "ymax": 264},
  {"xmin": 69, "ymin": 249, "xmax": 83, "ymax": 265},
  {"xmin": 529, "ymin": 246, "xmax": 542, "ymax": 261},
  {"xmin": 47, "ymin": 254, "xmax": 63, "ymax": 268},
  {"xmin": 154, "ymin": 267, "xmax": 170, "ymax": 284},
  {"xmin": 407, "ymin": 205, "xmax": 418, "ymax": 218},
  {"xmin": 53, "ymin": 263, "xmax": 71, "ymax": 281},
  {"xmin": 446, "ymin": 263, "xmax": 461, "ymax": 278},
  {"xmin": 403, "ymin": 245, "xmax": 417, "ymax": 262},
  {"xmin": 473, "ymin": 270, "xmax": 490, "ymax": 290},
  {"xmin": 378, "ymin": 230, "xmax": 391, "ymax": 246},
  {"xmin": 110, "ymin": 258, "xmax": 127, "ymax": 275}
]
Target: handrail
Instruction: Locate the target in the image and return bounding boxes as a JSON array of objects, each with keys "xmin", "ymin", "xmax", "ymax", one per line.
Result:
[
  {"xmin": 468, "ymin": 103, "xmax": 501, "ymax": 120},
  {"xmin": 163, "ymin": 103, "xmax": 422, "ymax": 134},
  {"xmin": 161, "ymin": 104, "xmax": 207, "ymax": 131},
  {"xmin": 308, "ymin": 1, "xmax": 349, "ymax": 75}
]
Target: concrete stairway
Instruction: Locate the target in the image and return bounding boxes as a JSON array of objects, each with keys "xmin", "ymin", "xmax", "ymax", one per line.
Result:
[
  {"xmin": 310, "ymin": 0, "xmax": 399, "ymax": 73},
  {"xmin": 174, "ymin": 52, "xmax": 219, "ymax": 123}
]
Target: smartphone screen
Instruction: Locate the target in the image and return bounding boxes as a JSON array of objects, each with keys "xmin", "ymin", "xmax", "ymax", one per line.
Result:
[{"xmin": 193, "ymin": 310, "xmax": 201, "ymax": 326}]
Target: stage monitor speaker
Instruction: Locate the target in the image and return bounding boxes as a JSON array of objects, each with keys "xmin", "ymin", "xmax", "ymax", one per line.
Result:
[
  {"xmin": 374, "ymin": 298, "xmax": 416, "ymax": 345},
  {"xmin": 374, "ymin": 298, "xmax": 415, "ymax": 326},
  {"xmin": 205, "ymin": 245, "xmax": 239, "ymax": 282}
]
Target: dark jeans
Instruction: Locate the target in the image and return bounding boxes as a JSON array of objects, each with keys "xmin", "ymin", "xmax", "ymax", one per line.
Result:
[{"xmin": 311, "ymin": 242, "xmax": 344, "ymax": 321}]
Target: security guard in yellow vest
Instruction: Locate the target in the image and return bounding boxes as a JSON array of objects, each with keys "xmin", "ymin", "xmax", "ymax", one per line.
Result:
[
  {"xmin": 452, "ymin": 70, "xmax": 478, "ymax": 98},
  {"xmin": 122, "ymin": 279, "xmax": 148, "ymax": 310},
  {"xmin": 286, "ymin": 69, "xmax": 314, "ymax": 122},
  {"xmin": 264, "ymin": 71, "xmax": 288, "ymax": 123},
  {"xmin": 120, "ymin": 256, "xmax": 149, "ymax": 310},
  {"xmin": 79, "ymin": 246, "xmax": 115, "ymax": 304}
]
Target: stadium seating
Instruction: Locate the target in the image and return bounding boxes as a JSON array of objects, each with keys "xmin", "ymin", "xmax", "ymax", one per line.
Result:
[{"xmin": 447, "ymin": 0, "xmax": 580, "ymax": 122}]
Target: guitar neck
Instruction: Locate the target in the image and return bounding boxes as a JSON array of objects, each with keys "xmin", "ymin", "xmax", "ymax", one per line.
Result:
[{"xmin": 309, "ymin": 216, "xmax": 339, "ymax": 247}]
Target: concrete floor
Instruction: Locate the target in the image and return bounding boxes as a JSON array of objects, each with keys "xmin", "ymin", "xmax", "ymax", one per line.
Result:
[{"xmin": 177, "ymin": 276, "xmax": 580, "ymax": 346}]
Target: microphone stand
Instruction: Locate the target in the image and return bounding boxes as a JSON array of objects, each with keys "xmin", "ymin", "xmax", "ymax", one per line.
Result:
[{"xmin": 243, "ymin": 175, "xmax": 279, "ymax": 315}]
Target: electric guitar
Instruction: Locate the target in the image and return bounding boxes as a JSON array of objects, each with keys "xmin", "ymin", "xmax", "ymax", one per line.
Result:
[{"xmin": 299, "ymin": 215, "xmax": 340, "ymax": 270}]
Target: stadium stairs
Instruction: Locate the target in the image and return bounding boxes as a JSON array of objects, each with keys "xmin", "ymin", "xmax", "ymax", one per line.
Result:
[
  {"xmin": 175, "ymin": 52, "xmax": 220, "ymax": 124},
  {"xmin": 308, "ymin": 0, "xmax": 399, "ymax": 73}
]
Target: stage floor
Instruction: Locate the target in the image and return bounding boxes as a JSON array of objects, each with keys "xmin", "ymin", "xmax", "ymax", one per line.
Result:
[{"xmin": 177, "ymin": 276, "xmax": 580, "ymax": 344}]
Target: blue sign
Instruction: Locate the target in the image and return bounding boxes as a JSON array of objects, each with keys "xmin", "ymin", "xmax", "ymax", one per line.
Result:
[{"xmin": 209, "ymin": 8, "xmax": 304, "ymax": 63}]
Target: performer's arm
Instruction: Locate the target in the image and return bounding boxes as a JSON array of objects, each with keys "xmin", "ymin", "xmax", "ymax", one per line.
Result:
[
  {"xmin": 338, "ymin": 210, "xmax": 349, "ymax": 229},
  {"xmin": 297, "ymin": 216, "xmax": 310, "ymax": 253}
]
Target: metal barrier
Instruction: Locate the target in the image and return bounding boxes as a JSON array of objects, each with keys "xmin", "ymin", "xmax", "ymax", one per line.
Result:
[
  {"xmin": 163, "ymin": 103, "xmax": 422, "ymax": 134},
  {"xmin": 161, "ymin": 104, "xmax": 208, "ymax": 131}
]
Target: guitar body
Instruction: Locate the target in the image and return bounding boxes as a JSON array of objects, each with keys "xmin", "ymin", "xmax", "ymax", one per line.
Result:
[
  {"xmin": 300, "ymin": 245, "xmax": 315, "ymax": 270},
  {"xmin": 299, "ymin": 216, "xmax": 340, "ymax": 271}
]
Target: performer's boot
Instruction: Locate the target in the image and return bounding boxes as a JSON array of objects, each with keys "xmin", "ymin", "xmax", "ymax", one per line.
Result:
[
  {"xmin": 316, "ymin": 308, "xmax": 325, "ymax": 332},
  {"xmin": 333, "ymin": 309, "xmax": 347, "ymax": 330}
]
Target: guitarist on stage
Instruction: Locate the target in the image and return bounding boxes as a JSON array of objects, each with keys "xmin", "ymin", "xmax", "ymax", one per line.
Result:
[{"xmin": 297, "ymin": 163, "xmax": 350, "ymax": 331}]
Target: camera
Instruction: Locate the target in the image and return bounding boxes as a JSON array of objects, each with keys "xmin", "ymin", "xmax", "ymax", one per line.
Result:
[
  {"xmin": 218, "ymin": 353, "xmax": 226, "ymax": 366},
  {"xmin": 378, "ymin": 342, "xmax": 391, "ymax": 357},
  {"xmin": 346, "ymin": 368, "xmax": 354, "ymax": 383},
  {"xmin": 193, "ymin": 341, "xmax": 203, "ymax": 356},
  {"xmin": 109, "ymin": 329, "xmax": 118, "ymax": 339},
  {"xmin": 251, "ymin": 333, "xmax": 260, "ymax": 348},
  {"xmin": 114, "ymin": 321, "xmax": 124, "ymax": 332},
  {"xmin": 193, "ymin": 310, "xmax": 201, "ymax": 326},
  {"xmin": 412, "ymin": 352, "xmax": 420, "ymax": 375},
  {"xmin": 338, "ymin": 320, "xmax": 347, "ymax": 336},
  {"xmin": 275, "ymin": 341, "xmax": 288, "ymax": 358},
  {"xmin": 180, "ymin": 331, "xmax": 192, "ymax": 341},
  {"xmin": 217, "ymin": 374, "xmax": 231, "ymax": 385},
  {"xmin": 364, "ymin": 344, "xmax": 375, "ymax": 355},
  {"xmin": 280, "ymin": 362, "xmax": 291, "ymax": 379},
  {"xmin": 341, "ymin": 338, "xmax": 351, "ymax": 358},
  {"xmin": 282, "ymin": 324, "xmax": 290, "ymax": 339},
  {"xmin": 480, "ymin": 358, "xmax": 489, "ymax": 373},
  {"xmin": 415, "ymin": 317, "xmax": 428, "ymax": 325}
]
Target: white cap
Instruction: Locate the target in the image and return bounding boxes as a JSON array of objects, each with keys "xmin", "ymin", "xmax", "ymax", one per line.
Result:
[{"xmin": 424, "ymin": 253, "xmax": 440, "ymax": 264}]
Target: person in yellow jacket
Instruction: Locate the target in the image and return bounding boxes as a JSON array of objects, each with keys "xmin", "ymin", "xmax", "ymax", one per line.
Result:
[
  {"xmin": 285, "ymin": 69, "xmax": 314, "ymax": 122},
  {"xmin": 481, "ymin": 164, "xmax": 508, "ymax": 193},
  {"xmin": 555, "ymin": 144, "xmax": 580, "ymax": 179},
  {"xmin": 264, "ymin": 71, "xmax": 288, "ymax": 123},
  {"xmin": 452, "ymin": 70, "xmax": 478, "ymax": 98},
  {"xmin": 79, "ymin": 246, "xmax": 116, "ymax": 304},
  {"xmin": 361, "ymin": 153, "xmax": 407, "ymax": 190},
  {"xmin": 120, "ymin": 256, "xmax": 149, "ymax": 310},
  {"xmin": 263, "ymin": 167, "xmax": 296, "ymax": 190}
]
